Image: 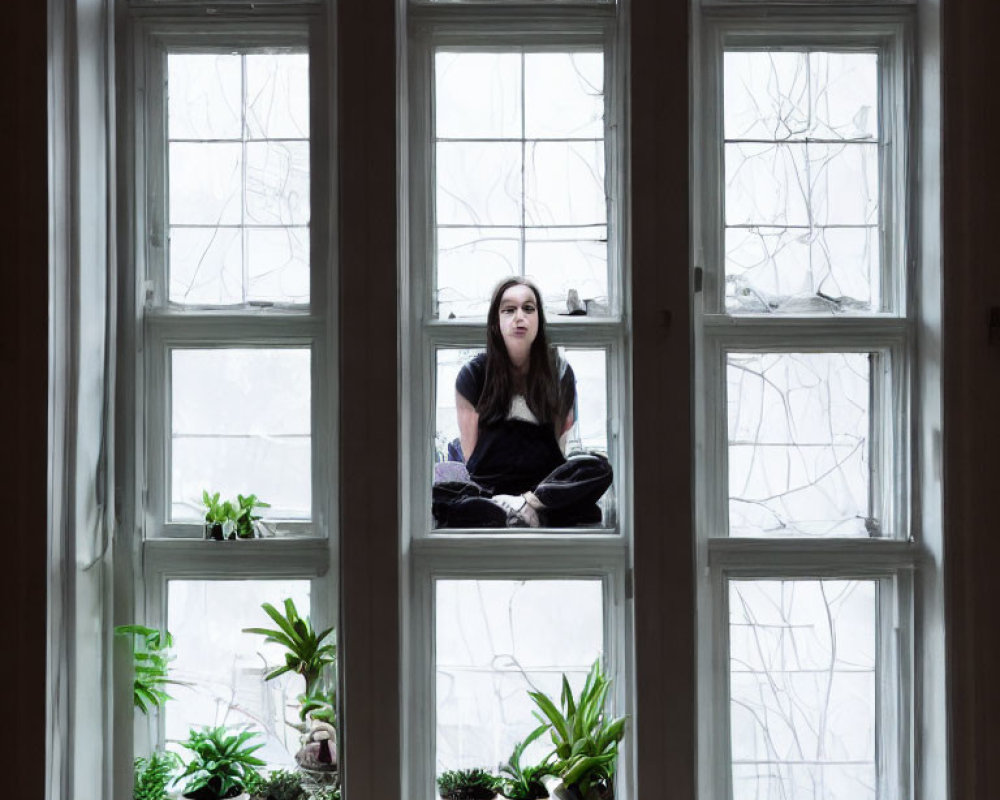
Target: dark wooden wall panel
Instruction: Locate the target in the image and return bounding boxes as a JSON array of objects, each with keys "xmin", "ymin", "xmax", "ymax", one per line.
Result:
[
  {"xmin": 2, "ymin": 2, "xmax": 49, "ymax": 797},
  {"xmin": 631, "ymin": 1, "xmax": 695, "ymax": 797},
  {"xmin": 337, "ymin": 0, "xmax": 401, "ymax": 798},
  {"xmin": 942, "ymin": 1, "xmax": 1000, "ymax": 797}
]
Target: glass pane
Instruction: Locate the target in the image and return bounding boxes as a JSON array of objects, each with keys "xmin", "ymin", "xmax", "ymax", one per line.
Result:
[
  {"xmin": 524, "ymin": 140, "xmax": 606, "ymax": 227},
  {"xmin": 166, "ymin": 579, "xmax": 313, "ymax": 767},
  {"xmin": 727, "ymin": 352, "xmax": 872, "ymax": 538},
  {"xmin": 169, "ymin": 142, "xmax": 243, "ymax": 226},
  {"xmin": 436, "ymin": 579, "xmax": 604, "ymax": 773},
  {"xmin": 524, "ymin": 52, "xmax": 604, "ymax": 140},
  {"xmin": 167, "ymin": 54, "xmax": 242, "ymax": 140},
  {"xmin": 167, "ymin": 52, "xmax": 310, "ymax": 306},
  {"xmin": 171, "ymin": 348, "xmax": 311, "ymax": 522},
  {"xmin": 729, "ymin": 580, "xmax": 877, "ymax": 800},
  {"xmin": 247, "ymin": 227, "xmax": 311, "ymax": 303},
  {"xmin": 436, "ymin": 141, "xmax": 523, "ymax": 227},
  {"xmin": 169, "ymin": 226, "xmax": 243, "ymax": 305},
  {"xmin": 724, "ymin": 51, "xmax": 880, "ymax": 314},
  {"xmin": 434, "ymin": 48, "xmax": 608, "ymax": 319},
  {"xmin": 726, "ymin": 226, "xmax": 879, "ymax": 314},
  {"xmin": 246, "ymin": 53, "xmax": 310, "ymax": 139},
  {"xmin": 435, "ymin": 52, "xmax": 521, "ymax": 139},
  {"xmin": 245, "ymin": 141, "xmax": 311, "ymax": 226}
]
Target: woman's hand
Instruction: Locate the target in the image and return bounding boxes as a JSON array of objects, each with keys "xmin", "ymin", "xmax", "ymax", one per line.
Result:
[{"xmin": 456, "ymin": 391, "xmax": 479, "ymax": 463}]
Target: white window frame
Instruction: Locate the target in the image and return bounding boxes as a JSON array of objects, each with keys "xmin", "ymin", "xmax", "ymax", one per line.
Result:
[
  {"xmin": 693, "ymin": 5, "xmax": 920, "ymax": 800},
  {"xmin": 401, "ymin": 2, "xmax": 634, "ymax": 798},
  {"xmin": 117, "ymin": 5, "xmax": 338, "ymax": 771}
]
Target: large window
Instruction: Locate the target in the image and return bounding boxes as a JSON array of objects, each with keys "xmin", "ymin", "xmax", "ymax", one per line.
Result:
[
  {"xmin": 122, "ymin": 9, "xmax": 335, "ymax": 773},
  {"xmin": 695, "ymin": 10, "xmax": 916, "ymax": 800},
  {"xmin": 404, "ymin": 3, "xmax": 629, "ymax": 798}
]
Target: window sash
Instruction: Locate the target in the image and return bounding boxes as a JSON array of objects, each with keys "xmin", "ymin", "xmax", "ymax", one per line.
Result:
[
  {"xmin": 702, "ymin": 323, "xmax": 910, "ymax": 541},
  {"xmin": 694, "ymin": 8, "xmax": 919, "ymax": 800},
  {"xmin": 707, "ymin": 569, "xmax": 912, "ymax": 800},
  {"xmin": 697, "ymin": 16, "xmax": 912, "ymax": 318},
  {"xmin": 408, "ymin": 22, "xmax": 623, "ymax": 327},
  {"xmin": 407, "ymin": 553, "xmax": 631, "ymax": 799}
]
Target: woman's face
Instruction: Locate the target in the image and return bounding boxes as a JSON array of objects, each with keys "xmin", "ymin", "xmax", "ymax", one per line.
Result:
[{"xmin": 497, "ymin": 283, "xmax": 539, "ymax": 358}]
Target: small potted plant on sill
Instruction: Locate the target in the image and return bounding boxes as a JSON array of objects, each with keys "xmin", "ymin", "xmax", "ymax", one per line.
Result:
[
  {"xmin": 437, "ymin": 768, "xmax": 503, "ymax": 800},
  {"xmin": 528, "ymin": 660, "xmax": 626, "ymax": 800},
  {"xmin": 203, "ymin": 491, "xmax": 270, "ymax": 540},
  {"xmin": 173, "ymin": 725, "xmax": 265, "ymax": 800},
  {"xmin": 498, "ymin": 724, "xmax": 554, "ymax": 800}
]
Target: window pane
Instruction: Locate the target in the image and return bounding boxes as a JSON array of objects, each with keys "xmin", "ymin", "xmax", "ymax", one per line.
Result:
[
  {"xmin": 727, "ymin": 352, "xmax": 872, "ymax": 538},
  {"xmin": 170, "ymin": 348, "xmax": 311, "ymax": 522},
  {"xmin": 723, "ymin": 51, "xmax": 880, "ymax": 314},
  {"xmin": 167, "ymin": 51, "xmax": 310, "ymax": 306},
  {"xmin": 729, "ymin": 580, "xmax": 877, "ymax": 800},
  {"xmin": 434, "ymin": 49, "xmax": 608, "ymax": 320},
  {"xmin": 436, "ymin": 579, "xmax": 604, "ymax": 773},
  {"xmin": 166, "ymin": 579, "xmax": 313, "ymax": 767}
]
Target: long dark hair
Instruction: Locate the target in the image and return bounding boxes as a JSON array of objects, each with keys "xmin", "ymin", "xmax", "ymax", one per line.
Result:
[{"xmin": 477, "ymin": 277, "xmax": 562, "ymax": 428}]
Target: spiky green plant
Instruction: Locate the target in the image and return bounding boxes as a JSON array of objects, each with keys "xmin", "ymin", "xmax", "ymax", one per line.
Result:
[
  {"xmin": 134, "ymin": 751, "xmax": 180, "ymax": 800},
  {"xmin": 528, "ymin": 660, "xmax": 626, "ymax": 799},
  {"xmin": 116, "ymin": 624, "xmax": 182, "ymax": 713},
  {"xmin": 243, "ymin": 598, "xmax": 336, "ymax": 696},
  {"xmin": 437, "ymin": 768, "xmax": 501, "ymax": 800},
  {"xmin": 173, "ymin": 726, "xmax": 265, "ymax": 800},
  {"xmin": 498, "ymin": 723, "xmax": 554, "ymax": 800}
]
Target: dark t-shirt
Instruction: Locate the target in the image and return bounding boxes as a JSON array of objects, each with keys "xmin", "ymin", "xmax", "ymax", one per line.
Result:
[{"xmin": 456, "ymin": 352, "xmax": 575, "ymax": 495}]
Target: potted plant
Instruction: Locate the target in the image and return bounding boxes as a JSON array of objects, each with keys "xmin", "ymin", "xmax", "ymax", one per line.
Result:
[
  {"xmin": 248, "ymin": 769, "xmax": 306, "ymax": 800},
  {"xmin": 437, "ymin": 768, "xmax": 502, "ymax": 800},
  {"xmin": 498, "ymin": 724, "xmax": 554, "ymax": 800},
  {"xmin": 115, "ymin": 624, "xmax": 182, "ymax": 713},
  {"xmin": 202, "ymin": 491, "xmax": 237, "ymax": 540},
  {"xmin": 244, "ymin": 599, "xmax": 338, "ymax": 773},
  {"xmin": 235, "ymin": 493, "xmax": 271, "ymax": 539},
  {"xmin": 202, "ymin": 491, "xmax": 271, "ymax": 540},
  {"xmin": 528, "ymin": 660, "xmax": 626, "ymax": 800},
  {"xmin": 134, "ymin": 751, "xmax": 180, "ymax": 800},
  {"xmin": 173, "ymin": 726, "xmax": 265, "ymax": 800}
]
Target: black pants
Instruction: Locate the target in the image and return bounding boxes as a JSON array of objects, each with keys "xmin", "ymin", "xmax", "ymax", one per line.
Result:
[{"xmin": 433, "ymin": 453, "xmax": 613, "ymax": 528}]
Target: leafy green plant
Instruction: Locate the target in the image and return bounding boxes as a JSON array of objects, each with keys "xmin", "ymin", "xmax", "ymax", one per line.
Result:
[
  {"xmin": 174, "ymin": 726, "xmax": 265, "ymax": 800},
  {"xmin": 243, "ymin": 599, "xmax": 336, "ymax": 697},
  {"xmin": 249, "ymin": 769, "xmax": 306, "ymax": 800},
  {"xmin": 437, "ymin": 768, "xmax": 501, "ymax": 800},
  {"xmin": 202, "ymin": 491, "xmax": 270, "ymax": 539},
  {"xmin": 134, "ymin": 751, "xmax": 180, "ymax": 800},
  {"xmin": 115, "ymin": 624, "xmax": 181, "ymax": 713},
  {"xmin": 235, "ymin": 493, "xmax": 271, "ymax": 538},
  {"xmin": 528, "ymin": 660, "xmax": 626, "ymax": 800},
  {"xmin": 498, "ymin": 724, "xmax": 554, "ymax": 800},
  {"xmin": 308, "ymin": 787, "xmax": 341, "ymax": 800},
  {"xmin": 202, "ymin": 491, "xmax": 237, "ymax": 539}
]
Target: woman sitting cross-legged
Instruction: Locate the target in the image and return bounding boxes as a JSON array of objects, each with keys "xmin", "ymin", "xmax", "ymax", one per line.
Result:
[{"xmin": 433, "ymin": 277, "xmax": 613, "ymax": 528}]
